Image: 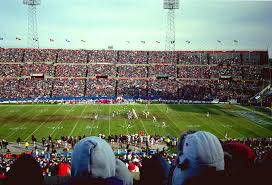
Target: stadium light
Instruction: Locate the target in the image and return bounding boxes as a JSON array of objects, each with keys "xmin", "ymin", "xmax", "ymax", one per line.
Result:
[
  {"xmin": 23, "ymin": 0, "xmax": 41, "ymax": 48},
  {"xmin": 163, "ymin": 0, "xmax": 180, "ymax": 51},
  {"xmin": 163, "ymin": 0, "xmax": 179, "ymax": 9}
]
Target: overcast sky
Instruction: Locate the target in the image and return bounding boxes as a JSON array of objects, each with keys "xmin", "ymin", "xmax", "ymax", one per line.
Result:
[{"xmin": 0, "ymin": 0, "xmax": 271, "ymax": 56}]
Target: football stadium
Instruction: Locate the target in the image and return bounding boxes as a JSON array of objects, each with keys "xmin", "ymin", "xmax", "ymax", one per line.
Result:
[{"xmin": 0, "ymin": 1, "xmax": 271, "ymax": 185}]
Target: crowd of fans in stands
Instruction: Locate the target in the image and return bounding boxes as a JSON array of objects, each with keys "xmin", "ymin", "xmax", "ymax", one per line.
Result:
[
  {"xmin": 88, "ymin": 64, "xmax": 116, "ymax": 77},
  {"xmin": 0, "ymin": 65, "xmax": 21, "ymax": 77},
  {"xmin": 118, "ymin": 66, "xmax": 147, "ymax": 78},
  {"xmin": 86, "ymin": 79, "xmax": 116, "ymax": 97},
  {"xmin": 21, "ymin": 64, "xmax": 54, "ymax": 76},
  {"xmin": 0, "ymin": 132, "xmax": 271, "ymax": 185},
  {"xmin": 178, "ymin": 66, "xmax": 209, "ymax": 79},
  {"xmin": 119, "ymin": 51, "xmax": 148, "ymax": 64},
  {"xmin": 52, "ymin": 79, "xmax": 85, "ymax": 97},
  {"xmin": 117, "ymin": 80, "xmax": 147, "ymax": 97},
  {"xmin": 0, "ymin": 48, "xmax": 269, "ymax": 103},
  {"xmin": 24, "ymin": 49, "xmax": 57, "ymax": 62},
  {"xmin": 56, "ymin": 65, "xmax": 87, "ymax": 77}
]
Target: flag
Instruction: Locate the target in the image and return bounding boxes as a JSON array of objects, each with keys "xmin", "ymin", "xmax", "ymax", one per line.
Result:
[
  {"xmin": 65, "ymin": 39, "xmax": 70, "ymax": 42},
  {"xmin": 0, "ymin": 37, "xmax": 3, "ymax": 40},
  {"xmin": 186, "ymin": 40, "xmax": 191, "ymax": 44},
  {"xmin": 217, "ymin": 40, "xmax": 222, "ymax": 43},
  {"xmin": 16, "ymin": 37, "xmax": 21, "ymax": 41},
  {"xmin": 49, "ymin": 38, "xmax": 54, "ymax": 42},
  {"xmin": 141, "ymin": 41, "xmax": 146, "ymax": 44},
  {"xmin": 156, "ymin": 41, "xmax": 160, "ymax": 44},
  {"xmin": 81, "ymin": 40, "xmax": 86, "ymax": 43},
  {"xmin": 234, "ymin": 40, "xmax": 238, "ymax": 43}
]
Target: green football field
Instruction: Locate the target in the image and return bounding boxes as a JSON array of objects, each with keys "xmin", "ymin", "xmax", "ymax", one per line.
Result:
[{"xmin": 0, "ymin": 103, "xmax": 271, "ymax": 142}]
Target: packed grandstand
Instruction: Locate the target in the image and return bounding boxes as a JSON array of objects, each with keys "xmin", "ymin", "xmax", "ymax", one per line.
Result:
[
  {"xmin": 0, "ymin": 48, "xmax": 272, "ymax": 185},
  {"xmin": 0, "ymin": 48, "xmax": 271, "ymax": 104}
]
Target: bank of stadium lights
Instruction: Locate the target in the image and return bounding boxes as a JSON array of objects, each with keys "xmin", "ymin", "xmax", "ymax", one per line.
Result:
[
  {"xmin": 23, "ymin": 0, "xmax": 41, "ymax": 48},
  {"xmin": 163, "ymin": 0, "xmax": 180, "ymax": 51}
]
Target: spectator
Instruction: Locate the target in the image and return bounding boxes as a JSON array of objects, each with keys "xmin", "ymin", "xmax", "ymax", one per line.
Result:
[
  {"xmin": 170, "ymin": 131, "xmax": 224, "ymax": 185},
  {"xmin": 140, "ymin": 153, "xmax": 170, "ymax": 185},
  {"xmin": 58, "ymin": 160, "xmax": 71, "ymax": 176},
  {"xmin": 223, "ymin": 142, "xmax": 256, "ymax": 175},
  {"xmin": 71, "ymin": 136, "xmax": 132, "ymax": 185},
  {"xmin": 5, "ymin": 154, "xmax": 43, "ymax": 185},
  {"xmin": 24, "ymin": 142, "xmax": 29, "ymax": 150}
]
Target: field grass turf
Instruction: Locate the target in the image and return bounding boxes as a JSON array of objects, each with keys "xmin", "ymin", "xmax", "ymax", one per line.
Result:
[{"xmin": 0, "ymin": 103, "xmax": 271, "ymax": 142}]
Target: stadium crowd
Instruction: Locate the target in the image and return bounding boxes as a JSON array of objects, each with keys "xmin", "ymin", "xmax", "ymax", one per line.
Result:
[
  {"xmin": 178, "ymin": 66, "xmax": 209, "ymax": 79},
  {"xmin": 52, "ymin": 79, "xmax": 85, "ymax": 97},
  {"xmin": 85, "ymin": 79, "xmax": 116, "ymax": 97},
  {"xmin": 119, "ymin": 51, "xmax": 148, "ymax": 64},
  {"xmin": 55, "ymin": 65, "xmax": 87, "ymax": 77},
  {"xmin": 118, "ymin": 66, "xmax": 147, "ymax": 78},
  {"xmin": 89, "ymin": 50, "xmax": 118, "ymax": 63},
  {"xmin": 0, "ymin": 48, "xmax": 269, "ymax": 103},
  {"xmin": 24, "ymin": 49, "xmax": 57, "ymax": 62},
  {"xmin": 0, "ymin": 48, "xmax": 23, "ymax": 63},
  {"xmin": 178, "ymin": 52, "xmax": 206, "ymax": 65},
  {"xmin": 57, "ymin": 50, "xmax": 88, "ymax": 63},
  {"xmin": 149, "ymin": 65, "xmax": 177, "ymax": 78},
  {"xmin": 0, "ymin": 65, "xmax": 21, "ymax": 77},
  {"xmin": 88, "ymin": 64, "xmax": 116, "ymax": 77},
  {"xmin": 117, "ymin": 80, "xmax": 147, "ymax": 97},
  {"xmin": 21, "ymin": 64, "xmax": 54, "ymax": 77},
  {"xmin": 148, "ymin": 51, "xmax": 177, "ymax": 64},
  {"xmin": 0, "ymin": 132, "xmax": 271, "ymax": 185}
]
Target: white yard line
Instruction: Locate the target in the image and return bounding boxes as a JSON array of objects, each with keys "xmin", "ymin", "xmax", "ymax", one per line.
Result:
[
  {"xmin": 0, "ymin": 106, "xmax": 11, "ymax": 113},
  {"xmin": 49, "ymin": 106, "xmax": 74, "ymax": 136},
  {"xmin": 132, "ymin": 104, "xmax": 149, "ymax": 135},
  {"xmin": 145, "ymin": 104, "xmax": 168, "ymax": 136},
  {"xmin": 0, "ymin": 106, "xmax": 37, "ymax": 130},
  {"xmin": 154, "ymin": 105, "xmax": 180, "ymax": 135},
  {"xmin": 69, "ymin": 105, "xmax": 87, "ymax": 136},
  {"xmin": 25, "ymin": 105, "xmax": 64, "ymax": 140},
  {"xmin": 4, "ymin": 106, "xmax": 43, "ymax": 140},
  {"xmin": 235, "ymin": 105, "xmax": 272, "ymax": 134}
]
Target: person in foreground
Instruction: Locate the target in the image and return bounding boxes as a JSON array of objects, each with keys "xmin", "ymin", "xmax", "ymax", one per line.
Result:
[
  {"xmin": 70, "ymin": 136, "xmax": 133, "ymax": 185},
  {"xmin": 5, "ymin": 153, "xmax": 44, "ymax": 185},
  {"xmin": 170, "ymin": 131, "xmax": 225, "ymax": 185}
]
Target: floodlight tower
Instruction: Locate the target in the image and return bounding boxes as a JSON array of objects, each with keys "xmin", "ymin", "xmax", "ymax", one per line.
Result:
[
  {"xmin": 23, "ymin": 0, "xmax": 41, "ymax": 48},
  {"xmin": 163, "ymin": 0, "xmax": 179, "ymax": 51}
]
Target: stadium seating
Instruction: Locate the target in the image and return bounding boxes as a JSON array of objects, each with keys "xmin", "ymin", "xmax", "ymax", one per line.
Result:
[
  {"xmin": 119, "ymin": 50, "xmax": 148, "ymax": 64},
  {"xmin": 85, "ymin": 79, "xmax": 116, "ymax": 97},
  {"xmin": 0, "ymin": 48, "xmax": 23, "ymax": 63},
  {"xmin": 24, "ymin": 49, "xmax": 57, "ymax": 62},
  {"xmin": 0, "ymin": 64, "xmax": 22, "ymax": 77},
  {"xmin": 117, "ymin": 80, "xmax": 148, "ymax": 97},
  {"xmin": 57, "ymin": 49, "xmax": 88, "ymax": 63},
  {"xmin": 21, "ymin": 64, "xmax": 54, "ymax": 77},
  {"xmin": 0, "ymin": 48, "xmax": 270, "ymax": 102}
]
